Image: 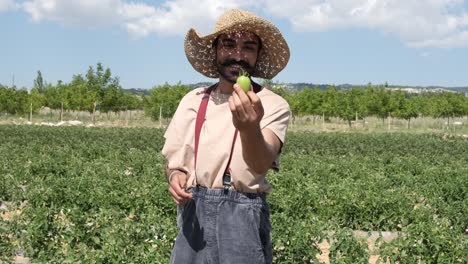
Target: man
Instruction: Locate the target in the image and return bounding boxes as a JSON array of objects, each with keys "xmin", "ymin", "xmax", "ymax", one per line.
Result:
[{"xmin": 162, "ymin": 9, "xmax": 290, "ymax": 264}]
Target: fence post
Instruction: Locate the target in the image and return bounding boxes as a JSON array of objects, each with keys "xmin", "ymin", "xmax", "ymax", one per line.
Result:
[
  {"xmin": 60, "ymin": 102, "xmax": 63, "ymax": 122},
  {"xmin": 159, "ymin": 106, "xmax": 162, "ymax": 127},
  {"xmin": 29, "ymin": 102, "xmax": 32, "ymax": 122}
]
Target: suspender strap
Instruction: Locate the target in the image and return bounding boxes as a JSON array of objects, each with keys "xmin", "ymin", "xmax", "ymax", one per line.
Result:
[
  {"xmin": 194, "ymin": 84, "xmax": 238, "ymax": 182},
  {"xmin": 194, "ymin": 85, "xmax": 214, "ymax": 170}
]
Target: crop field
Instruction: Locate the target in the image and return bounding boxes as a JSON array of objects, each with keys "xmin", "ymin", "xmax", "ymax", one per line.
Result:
[{"xmin": 1, "ymin": 125, "xmax": 467, "ymax": 263}]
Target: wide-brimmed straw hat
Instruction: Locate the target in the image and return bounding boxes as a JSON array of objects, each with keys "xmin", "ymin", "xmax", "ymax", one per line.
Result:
[{"xmin": 184, "ymin": 9, "xmax": 290, "ymax": 79}]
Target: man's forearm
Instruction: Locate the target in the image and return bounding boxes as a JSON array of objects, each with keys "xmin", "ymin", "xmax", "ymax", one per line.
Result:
[{"xmin": 239, "ymin": 125, "xmax": 278, "ymax": 175}]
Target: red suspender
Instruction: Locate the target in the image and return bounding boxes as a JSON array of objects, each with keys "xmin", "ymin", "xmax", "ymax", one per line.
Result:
[
  {"xmin": 194, "ymin": 86, "xmax": 213, "ymax": 170},
  {"xmin": 194, "ymin": 84, "xmax": 238, "ymax": 176}
]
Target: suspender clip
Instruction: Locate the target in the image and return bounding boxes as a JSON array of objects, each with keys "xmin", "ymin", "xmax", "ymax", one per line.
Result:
[{"xmin": 223, "ymin": 172, "xmax": 231, "ymax": 191}]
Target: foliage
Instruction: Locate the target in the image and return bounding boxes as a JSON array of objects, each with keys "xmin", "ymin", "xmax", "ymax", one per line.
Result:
[
  {"xmin": 2, "ymin": 70, "xmax": 467, "ymax": 124},
  {"xmin": 1, "ymin": 126, "xmax": 467, "ymax": 263},
  {"xmin": 144, "ymin": 82, "xmax": 190, "ymax": 121},
  {"xmin": 0, "ymin": 63, "xmax": 142, "ymax": 117},
  {"xmin": 283, "ymin": 85, "xmax": 468, "ymax": 127}
]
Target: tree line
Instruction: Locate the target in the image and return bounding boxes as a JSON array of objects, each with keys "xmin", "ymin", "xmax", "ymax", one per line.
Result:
[
  {"xmin": 1, "ymin": 63, "xmax": 467, "ymax": 127},
  {"xmin": 272, "ymin": 85, "xmax": 468, "ymax": 128},
  {"xmin": 1, "ymin": 63, "xmax": 140, "ymax": 119},
  {"xmin": 0, "ymin": 63, "xmax": 189, "ymax": 122}
]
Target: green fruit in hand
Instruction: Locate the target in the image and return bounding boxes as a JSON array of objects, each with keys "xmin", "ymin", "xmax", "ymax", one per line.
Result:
[{"xmin": 236, "ymin": 72, "xmax": 251, "ymax": 92}]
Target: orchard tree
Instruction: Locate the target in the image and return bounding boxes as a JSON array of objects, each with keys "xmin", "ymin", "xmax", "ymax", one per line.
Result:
[
  {"xmin": 68, "ymin": 74, "xmax": 88, "ymax": 111},
  {"xmin": 100, "ymin": 84, "xmax": 123, "ymax": 113},
  {"xmin": 33, "ymin": 70, "xmax": 45, "ymax": 93},
  {"xmin": 86, "ymin": 63, "xmax": 124, "ymax": 115},
  {"xmin": 336, "ymin": 88, "xmax": 363, "ymax": 128},
  {"xmin": 145, "ymin": 82, "xmax": 190, "ymax": 121},
  {"xmin": 366, "ymin": 86, "xmax": 390, "ymax": 123},
  {"xmin": 394, "ymin": 95, "xmax": 419, "ymax": 129},
  {"xmin": 29, "ymin": 88, "xmax": 45, "ymax": 114},
  {"xmin": 321, "ymin": 86, "xmax": 339, "ymax": 121},
  {"xmin": 11, "ymin": 89, "xmax": 29, "ymax": 115},
  {"xmin": 436, "ymin": 92, "xmax": 467, "ymax": 128},
  {"xmin": 119, "ymin": 92, "xmax": 142, "ymax": 111},
  {"xmin": 261, "ymin": 79, "xmax": 275, "ymax": 89},
  {"xmin": 0, "ymin": 84, "xmax": 8, "ymax": 114}
]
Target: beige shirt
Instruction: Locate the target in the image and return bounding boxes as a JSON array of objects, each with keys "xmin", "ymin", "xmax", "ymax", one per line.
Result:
[{"xmin": 161, "ymin": 86, "xmax": 290, "ymax": 193}]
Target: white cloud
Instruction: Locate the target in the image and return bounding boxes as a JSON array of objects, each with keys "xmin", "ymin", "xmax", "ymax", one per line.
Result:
[
  {"xmin": 18, "ymin": 0, "xmax": 468, "ymax": 48},
  {"xmin": 263, "ymin": 0, "xmax": 468, "ymax": 48},
  {"xmin": 20, "ymin": 0, "xmax": 255, "ymax": 36},
  {"xmin": 22, "ymin": 0, "xmax": 123, "ymax": 27},
  {"xmin": 121, "ymin": 0, "xmax": 244, "ymax": 37},
  {"xmin": 0, "ymin": 0, "xmax": 18, "ymax": 12}
]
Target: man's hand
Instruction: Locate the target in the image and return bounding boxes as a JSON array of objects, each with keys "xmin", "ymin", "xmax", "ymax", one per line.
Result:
[
  {"xmin": 228, "ymin": 83, "xmax": 264, "ymax": 132},
  {"xmin": 168, "ymin": 171, "xmax": 192, "ymax": 205},
  {"xmin": 228, "ymin": 83, "xmax": 282, "ymax": 174}
]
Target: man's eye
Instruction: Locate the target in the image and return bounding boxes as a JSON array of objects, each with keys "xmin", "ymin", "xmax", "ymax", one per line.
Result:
[{"xmin": 222, "ymin": 43, "xmax": 236, "ymax": 49}]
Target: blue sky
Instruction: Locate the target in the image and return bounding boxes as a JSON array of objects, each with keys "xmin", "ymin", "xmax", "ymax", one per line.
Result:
[{"xmin": 1, "ymin": 0, "xmax": 468, "ymax": 89}]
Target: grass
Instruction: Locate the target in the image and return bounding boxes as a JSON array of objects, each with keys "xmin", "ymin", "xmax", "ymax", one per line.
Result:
[{"xmin": 2, "ymin": 109, "xmax": 467, "ymax": 134}]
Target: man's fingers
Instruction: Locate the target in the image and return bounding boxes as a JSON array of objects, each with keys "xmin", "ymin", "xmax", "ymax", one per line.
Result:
[
  {"xmin": 167, "ymin": 172, "xmax": 192, "ymax": 205},
  {"xmin": 171, "ymin": 174, "xmax": 192, "ymax": 199},
  {"xmin": 169, "ymin": 185, "xmax": 190, "ymax": 205},
  {"xmin": 168, "ymin": 186, "xmax": 182, "ymax": 202},
  {"xmin": 247, "ymin": 91, "xmax": 264, "ymax": 116},
  {"xmin": 171, "ymin": 196, "xmax": 187, "ymax": 206},
  {"xmin": 233, "ymin": 83, "xmax": 252, "ymax": 105},
  {"xmin": 232, "ymin": 92, "xmax": 247, "ymax": 118}
]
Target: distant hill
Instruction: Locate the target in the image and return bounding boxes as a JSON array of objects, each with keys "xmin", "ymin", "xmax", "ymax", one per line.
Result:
[
  {"xmin": 123, "ymin": 88, "xmax": 151, "ymax": 95},
  {"xmin": 124, "ymin": 83, "xmax": 468, "ymax": 95},
  {"xmin": 270, "ymin": 83, "xmax": 468, "ymax": 94},
  {"xmin": 188, "ymin": 82, "xmax": 215, "ymax": 89}
]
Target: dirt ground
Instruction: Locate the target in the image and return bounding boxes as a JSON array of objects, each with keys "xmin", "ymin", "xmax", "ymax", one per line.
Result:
[{"xmin": 315, "ymin": 231, "xmax": 398, "ymax": 264}]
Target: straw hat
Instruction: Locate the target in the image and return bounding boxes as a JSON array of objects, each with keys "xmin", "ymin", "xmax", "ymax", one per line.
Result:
[{"xmin": 184, "ymin": 9, "xmax": 290, "ymax": 79}]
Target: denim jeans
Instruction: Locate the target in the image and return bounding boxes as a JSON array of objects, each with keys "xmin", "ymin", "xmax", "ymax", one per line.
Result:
[{"xmin": 170, "ymin": 186, "xmax": 272, "ymax": 264}]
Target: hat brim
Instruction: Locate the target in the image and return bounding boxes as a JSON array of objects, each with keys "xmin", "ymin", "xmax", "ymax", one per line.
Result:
[{"xmin": 184, "ymin": 17, "xmax": 290, "ymax": 79}]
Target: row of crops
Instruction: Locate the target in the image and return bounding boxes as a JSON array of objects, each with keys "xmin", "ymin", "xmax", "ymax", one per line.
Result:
[{"xmin": 1, "ymin": 125, "xmax": 467, "ymax": 263}]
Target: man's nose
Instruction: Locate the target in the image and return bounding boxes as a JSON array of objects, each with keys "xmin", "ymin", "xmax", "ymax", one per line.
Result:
[{"xmin": 231, "ymin": 47, "xmax": 245, "ymax": 61}]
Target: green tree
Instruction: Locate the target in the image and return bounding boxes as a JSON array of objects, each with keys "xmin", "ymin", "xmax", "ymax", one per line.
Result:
[
  {"xmin": 394, "ymin": 95, "xmax": 419, "ymax": 129},
  {"xmin": 434, "ymin": 92, "xmax": 467, "ymax": 129},
  {"xmin": 12, "ymin": 89, "xmax": 30, "ymax": 115},
  {"xmin": 33, "ymin": 70, "xmax": 45, "ymax": 93},
  {"xmin": 100, "ymin": 84, "xmax": 123, "ymax": 113},
  {"xmin": 68, "ymin": 74, "xmax": 88, "ymax": 111},
  {"xmin": 145, "ymin": 82, "xmax": 190, "ymax": 121},
  {"xmin": 119, "ymin": 93, "xmax": 142, "ymax": 111},
  {"xmin": 0, "ymin": 84, "xmax": 8, "ymax": 114},
  {"xmin": 85, "ymin": 63, "xmax": 124, "ymax": 114},
  {"xmin": 336, "ymin": 88, "xmax": 363, "ymax": 128},
  {"xmin": 261, "ymin": 79, "xmax": 274, "ymax": 89},
  {"xmin": 321, "ymin": 86, "xmax": 339, "ymax": 121},
  {"xmin": 29, "ymin": 88, "xmax": 45, "ymax": 114},
  {"xmin": 366, "ymin": 86, "xmax": 390, "ymax": 123}
]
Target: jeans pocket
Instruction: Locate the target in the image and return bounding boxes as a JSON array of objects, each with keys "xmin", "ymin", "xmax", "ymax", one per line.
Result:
[{"xmin": 247, "ymin": 204, "xmax": 273, "ymax": 264}]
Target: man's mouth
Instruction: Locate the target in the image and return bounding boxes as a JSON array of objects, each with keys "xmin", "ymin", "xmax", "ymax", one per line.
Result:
[
  {"xmin": 227, "ymin": 64, "xmax": 243, "ymax": 71},
  {"xmin": 226, "ymin": 65, "xmax": 242, "ymax": 76}
]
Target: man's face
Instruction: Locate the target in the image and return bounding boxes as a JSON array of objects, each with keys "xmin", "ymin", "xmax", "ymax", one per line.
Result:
[{"xmin": 215, "ymin": 31, "xmax": 261, "ymax": 83}]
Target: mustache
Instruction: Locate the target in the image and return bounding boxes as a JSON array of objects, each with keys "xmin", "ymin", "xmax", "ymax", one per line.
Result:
[{"xmin": 220, "ymin": 59, "xmax": 252, "ymax": 70}]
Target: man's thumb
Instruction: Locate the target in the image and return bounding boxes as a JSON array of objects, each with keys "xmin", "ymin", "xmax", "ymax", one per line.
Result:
[{"xmin": 178, "ymin": 173, "xmax": 187, "ymax": 189}]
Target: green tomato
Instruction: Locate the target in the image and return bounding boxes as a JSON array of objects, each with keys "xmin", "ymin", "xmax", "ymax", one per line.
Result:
[{"xmin": 236, "ymin": 75, "xmax": 251, "ymax": 92}]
